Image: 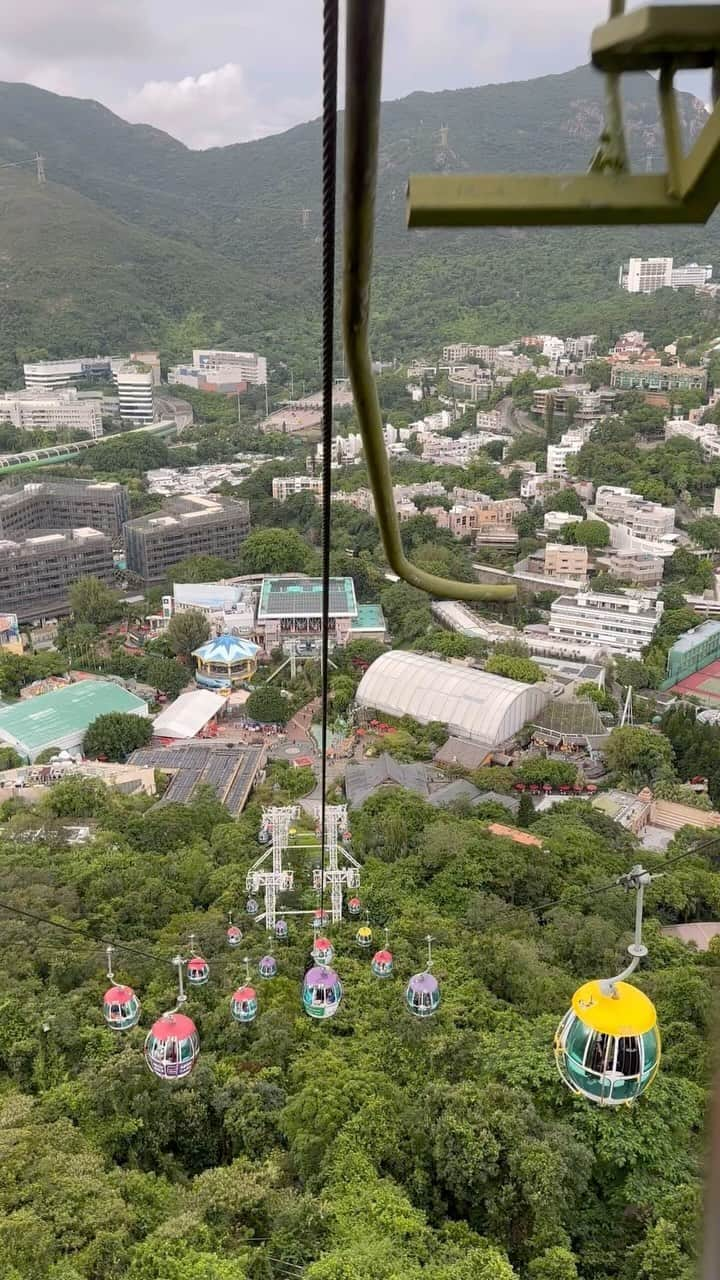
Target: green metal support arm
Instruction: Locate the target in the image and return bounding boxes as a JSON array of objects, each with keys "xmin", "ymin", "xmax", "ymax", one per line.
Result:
[
  {"xmin": 407, "ymin": 4, "xmax": 720, "ymax": 228},
  {"xmin": 342, "ymin": 0, "xmax": 516, "ymax": 603}
]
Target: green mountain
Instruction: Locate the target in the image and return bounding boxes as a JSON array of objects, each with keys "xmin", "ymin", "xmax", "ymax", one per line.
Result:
[{"xmin": 0, "ymin": 65, "xmax": 718, "ymax": 385}]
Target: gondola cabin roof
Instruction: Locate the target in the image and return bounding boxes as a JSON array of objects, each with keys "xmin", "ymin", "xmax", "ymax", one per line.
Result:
[
  {"xmin": 150, "ymin": 1011, "xmax": 197, "ymax": 1040},
  {"xmin": 104, "ymin": 984, "xmax": 135, "ymax": 1003},
  {"xmin": 572, "ymin": 979, "xmax": 656, "ymax": 1036}
]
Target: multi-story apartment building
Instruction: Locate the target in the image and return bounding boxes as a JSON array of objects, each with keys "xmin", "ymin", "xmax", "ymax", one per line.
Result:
[
  {"xmin": 610, "ymin": 363, "xmax": 707, "ymax": 393},
  {"xmin": 594, "ymin": 485, "xmax": 675, "ymax": 540},
  {"xmin": 565, "ymin": 335, "xmax": 597, "ymax": 360},
  {"xmin": 476, "ymin": 410, "xmax": 504, "ymax": 432},
  {"xmin": 547, "ymin": 429, "xmax": 588, "ymax": 480},
  {"xmin": 272, "ymin": 475, "xmax": 323, "ymax": 501},
  {"xmin": 620, "ymin": 257, "xmax": 713, "ymax": 292},
  {"xmin": 124, "ymin": 495, "xmax": 251, "ymax": 583},
  {"xmin": 130, "ymin": 351, "xmax": 162, "ymax": 385},
  {"xmin": 547, "ymin": 591, "xmax": 663, "ymax": 658},
  {"xmin": 421, "ymin": 434, "xmax": 487, "ymax": 465},
  {"xmin": 114, "ymin": 364, "xmax": 154, "ymax": 423},
  {"xmin": 543, "ymin": 544, "xmax": 588, "ymax": 581},
  {"xmin": 595, "ymin": 552, "xmax": 664, "ymax": 586},
  {"xmin": 434, "ymin": 497, "xmax": 524, "ymax": 537},
  {"xmin": 0, "ymin": 527, "xmax": 114, "ymax": 621},
  {"xmin": 442, "ymin": 344, "xmax": 496, "ymax": 363},
  {"xmin": 532, "ymin": 386, "xmax": 616, "ymax": 424},
  {"xmin": 23, "ymin": 356, "xmax": 119, "ymax": 392},
  {"xmin": 0, "ymin": 389, "xmax": 104, "ymax": 437},
  {"xmin": 448, "ymin": 368, "xmax": 493, "ymax": 401},
  {"xmin": 193, "ymin": 349, "xmax": 268, "ymax": 385},
  {"xmin": 0, "ymin": 479, "xmax": 129, "ymax": 541}
]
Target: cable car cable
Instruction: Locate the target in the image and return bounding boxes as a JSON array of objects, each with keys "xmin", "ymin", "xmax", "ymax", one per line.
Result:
[
  {"xmin": 317, "ymin": 0, "xmax": 339, "ymax": 924},
  {"xmin": 0, "ymin": 898, "xmax": 162, "ymax": 965}
]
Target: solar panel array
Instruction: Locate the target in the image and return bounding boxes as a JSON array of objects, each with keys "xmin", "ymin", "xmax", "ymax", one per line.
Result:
[
  {"xmin": 128, "ymin": 744, "xmax": 264, "ymax": 815},
  {"xmin": 260, "ymin": 578, "xmax": 354, "ymax": 616}
]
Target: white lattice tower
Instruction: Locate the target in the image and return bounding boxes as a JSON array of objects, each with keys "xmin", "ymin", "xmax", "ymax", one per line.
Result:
[
  {"xmin": 247, "ymin": 805, "xmax": 297, "ymax": 930},
  {"xmin": 312, "ymin": 804, "xmax": 361, "ymax": 923}
]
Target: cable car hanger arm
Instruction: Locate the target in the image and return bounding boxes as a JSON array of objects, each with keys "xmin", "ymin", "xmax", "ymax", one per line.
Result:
[
  {"xmin": 342, "ymin": 0, "xmax": 516, "ymax": 603},
  {"xmin": 407, "ymin": 3, "xmax": 720, "ymax": 228}
]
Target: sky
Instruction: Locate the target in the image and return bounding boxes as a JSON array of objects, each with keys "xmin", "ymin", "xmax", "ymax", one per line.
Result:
[{"xmin": 0, "ymin": 1, "xmax": 710, "ymax": 150}]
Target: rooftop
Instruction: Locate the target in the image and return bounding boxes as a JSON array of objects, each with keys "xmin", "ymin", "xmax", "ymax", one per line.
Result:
[
  {"xmin": 669, "ymin": 620, "xmax": 720, "ymax": 654},
  {"xmin": 345, "ymin": 753, "xmax": 434, "ymax": 808},
  {"xmin": 193, "ymin": 634, "xmax": 260, "ymax": 663},
  {"xmin": 129, "ymin": 743, "xmax": 265, "ymax": 815},
  {"xmin": 352, "ymin": 604, "xmax": 385, "ymax": 631},
  {"xmin": 0, "ymin": 681, "xmax": 146, "ymax": 753},
  {"xmin": 258, "ymin": 576, "xmax": 357, "ymax": 619},
  {"xmin": 486, "ymin": 823, "xmax": 543, "ymax": 847},
  {"xmin": 125, "ymin": 493, "xmax": 248, "ymax": 532}
]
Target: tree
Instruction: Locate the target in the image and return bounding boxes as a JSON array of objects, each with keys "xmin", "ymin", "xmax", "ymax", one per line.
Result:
[
  {"xmin": 83, "ymin": 712, "xmax": 152, "ymax": 761},
  {"xmin": 543, "ymin": 488, "xmax": 584, "ymax": 516},
  {"xmin": 517, "ymin": 791, "xmax": 536, "ymax": 828},
  {"xmin": 561, "ymin": 520, "xmax": 610, "ymax": 548},
  {"xmin": 0, "ymin": 746, "xmax": 22, "ymax": 771},
  {"xmin": 169, "ymin": 554, "xmax": 236, "ymax": 583},
  {"xmin": 486, "ymin": 654, "xmax": 545, "ymax": 684},
  {"xmin": 687, "ymin": 515, "xmax": 720, "ymax": 550},
  {"xmin": 166, "ymin": 610, "xmax": 210, "ymax": 661},
  {"xmin": 141, "ymin": 655, "xmax": 189, "ymax": 700},
  {"xmin": 603, "ymin": 725, "xmax": 674, "ymax": 787},
  {"xmin": 68, "ymin": 577, "xmax": 121, "ymax": 627},
  {"xmin": 236, "ymin": 528, "xmax": 319, "ymax": 575},
  {"xmin": 515, "ymin": 758, "xmax": 577, "ymax": 787},
  {"xmin": 245, "ymin": 685, "xmax": 289, "ymax": 725}
]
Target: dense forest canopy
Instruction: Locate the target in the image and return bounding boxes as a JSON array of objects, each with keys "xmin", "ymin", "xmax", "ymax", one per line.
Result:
[{"xmin": 0, "ymin": 775, "xmax": 716, "ymax": 1279}]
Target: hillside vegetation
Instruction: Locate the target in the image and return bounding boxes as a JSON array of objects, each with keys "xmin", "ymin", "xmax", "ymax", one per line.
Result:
[
  {"xmin": 1, "ymin": 67, "xmax": 720, "ymax": 384},
  {"xmin": 0, "ymin": 778, "xmax": 714, "ymax": 1278}
]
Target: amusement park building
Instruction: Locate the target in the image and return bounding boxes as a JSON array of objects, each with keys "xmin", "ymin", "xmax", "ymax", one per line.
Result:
[{"xmin": 355, "ymin": 651, "xmax": 553, "ymax": 747}]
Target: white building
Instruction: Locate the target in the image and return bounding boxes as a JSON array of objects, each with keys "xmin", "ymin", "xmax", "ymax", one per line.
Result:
[
  {"xmin": 542, "ymin": 336, "xmax": 566, "ymax": 361},
  {"xmin": 665, "ymin": 416, "xmax": 720, "ymax": 460},
  {"xmin": 421, "ymin": 434, "xmax": 486, "ymax": 465},
  {"xmin": 156, "ymin": 581, "xmax": 256, "ymax": 638},
  {"xmin": 546, "ymin": 591, "xmax": 663, "ymax": 658},
  {"xmin": 594, "ymin": 485, "xmax": 676, "ymax": 541},
  {"xmin": 476, "ymin": 409, "xmax": 503, "ymax": 432},
  {"xmin": 0, "ymin": 388, "xmax": 103, "ymax": 437},
  {"xmin": 714, "ymin": 487, "xmax": 720, "ymax": 517},
  {"xmin": 272, "ymin": 475, "xmax": 323, "ymax": 501},
  {"xmin": 620, "ymin": 256, "xmax": 712, "ymax": 293},
  {"xmin": 547, "ymin": 429, "xmax": 586, "ymax": 480},
  {"xmin": 193, "ymin": 349, "xmax": 267, "ymax": 385},
  {"xmin": 543, "ymin": 510, "xmax": 583, "ymax": 533},
  {"xmin": 23, "ymin": 355, "xmax": 121, "ymax": 393},
  {"xmin": 114, "ymin": 364, "xmax": 154, "ymax": 423}
]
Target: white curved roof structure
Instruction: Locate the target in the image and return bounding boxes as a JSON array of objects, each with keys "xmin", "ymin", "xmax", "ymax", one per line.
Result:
[{"xmin": 355, "ymin": 651, "xmax": 551, "ymax": 747}]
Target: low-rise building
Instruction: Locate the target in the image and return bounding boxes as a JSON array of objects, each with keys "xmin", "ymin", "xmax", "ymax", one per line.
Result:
[
  {"xmin": 0, "ymin": 613, "xmax": 23, "ymax": 655},
  {"xmin": 433, "ymin": 497, "xmax": 524, "ymax": 537},
  {"xmin": 272, "ymin": 475, "xmax": 324, "ymax": 501},
  {"xmin": 545, "ymin": 590, "xmax": 663, "ymax": 658},
  {"xmin": 421, "ymin": 434, "xmax": 487, "ymax": 465},
  {"xmin": 595, "ymin": 551, "xmax": 664, "ymax": 586},
  {"xmin": 256, "ymin": 576, "xmax": 385, "ymax": 651},
  {"xmin": 665, "ymin": 416, "xmax": 720, "ymax": 459},
  {"xmin": 594, "ymin": 485, "xmax": 676, "ymax": 539},
  {"xmin": 0, "ymin": 527, "xmax": 114, "ymax": 621},
  {"xmin": 610, "ymin": 362, "xmax": 707, "ymax": 394},
  {"xmin": 0, "ymin": 680, "xmax": 148, "ymax": 762},
  {"xmin": 124, "ymin": 495, "xmax": 251, "ymax": 583},
  {"xmin": 0, "ymin": 388, "xmax": 103, "ymax": 437},
  {"xmin": 155, "ymin": 581, "xmax": 256, "ymax": 637},
  {"xmin": 663, "ymin": 620, "xmax": 720, "ymax": 688},
  {"xmin": 543, "ymin": 510, "xmax": 583, "ymax": 533},
  {"xmin": 543, "ymin": 543, "xmax": 588, "ymax": 580}
]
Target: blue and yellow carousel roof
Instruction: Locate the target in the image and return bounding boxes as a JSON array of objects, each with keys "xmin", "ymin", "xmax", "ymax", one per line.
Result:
[{"xmin": 193, "ymin": 634, "xmax": 260, "ymax": 663}]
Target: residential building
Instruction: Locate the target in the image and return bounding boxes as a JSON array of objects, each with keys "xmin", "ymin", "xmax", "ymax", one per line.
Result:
[
  {"xmin": 272, "ymin": 475, "xmax": 324, "ymax": 501},
  {"xmin": 594, "ymin": 486, "xmax": 676, "ymax": 540},
  {"xmin": 23, "ymin": 355, "xmax": 119, "ymax": 392},
  {"xmin": 520, "ymin": 472, "xmax": 563, "ymax": 501},
  {"xmin": 620, "ymin": 256, "xmax": 713, "ymax": 292},
  {"xmin": 542, "ymin": 336, "xmax": 566, "ymax": 361},
  {"xmin": 476, "ymin": 409, "xmax": 504, "ymax": 432},
  {"xmin": 610, "ymin": 363, "xmax": 707, "ymax": 394},
  {"xmin": 433, "ymin": 497, "xmax": 524, "ymax": 537},
  {"xmin": 448, "ymin": 369, "xmax": 493, "ymax": 401},
  {"xmin": 547, "ymin": 428, "xmax": 589, "ymax": 480},
  {"xmin": 421, "ymin": 434, "xmax": 486, "ymax": 465},
  {"xmin": 114, "ymin": 363, "xmax": 154, "ymax": 423},
  {"xmin": 565, "ymin": 335, "xmax": 597, "ymax": 360},
  {"xmin": 665, "ymin": 416, "xmax": 720, "ymax": 460},
  {"xmin": 0, "ymin": 527, "xmax": 114, "ymax": 620},
  {"xmin": 0, "ymin": 613, "xmax": 23, "ymax": 655},
  {"xmin": 0, "ymin": 478, "xmax": 129, "ymax": 541},
  {"xmin": 0, "ymin": 388, "xmax": 103, "ymax": 437},
  {"xmin": 146, "ymin": 463, "xmax": 262, "ymax": 496},
  {"xmin": 595, "ymin": 551, "xmax": 664, "ymax": 586},
  {"xmin": 124, "ymin": 495, "xmax": 251, "ymax": 583},
  {"xmin": 442, "ymin": 344, "xmax": 496, "ymax": 363},
  {"xmin": 193, "ymin": 349, "xmax": 268, "ymax": 385},
  {"xmin": 256, "ymin": 576, "xmax": 385, "ymax": 651},
  {"xmin": 544, "ymin": 591, "xmax": 663, "ymax": 658},
  {"xmin": 610, "ymin": 330, "xmax": 649, "ymax": 359},
  {"xmin": 715, "ymin": 487, "xmax": 720, "ymax": 517},
  {"xmin": 543, "ymin": 543, "xmax": 588, "ymax": 581},
  {"xmin": 663, "ymin": 620, "xmax": 720, "ymax": 688},
  {"xmin": 543, "ymin": 511, "xmax": 583, "ymax": 534}
]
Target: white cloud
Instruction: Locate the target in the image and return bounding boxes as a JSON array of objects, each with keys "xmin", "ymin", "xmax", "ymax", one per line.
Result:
[{"xmin": 123, "ymin": 62, "xmax": 318, "ymax": 148}]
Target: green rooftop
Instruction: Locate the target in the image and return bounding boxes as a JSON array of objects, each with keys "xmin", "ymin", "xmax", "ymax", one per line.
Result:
[
  {"xmin": 0, "ymin": 680, "xmax": 148, "ymax": 758},
  {"xmin": 258, "ymin": 577, "xmax": 357, "ymax": 618},
  {"xmin": 352, "ymin": 604, "xmax": 386, "ymax": 631}
]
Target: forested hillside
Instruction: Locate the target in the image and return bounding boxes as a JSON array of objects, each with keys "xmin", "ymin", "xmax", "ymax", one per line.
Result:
[
  {"xmin": 2, "ymin": 66, "xmax": 720, "ymax": 385},
  {"xmin": 0, "ymin": 776, "xmax": 714, "ymax": 1278}
]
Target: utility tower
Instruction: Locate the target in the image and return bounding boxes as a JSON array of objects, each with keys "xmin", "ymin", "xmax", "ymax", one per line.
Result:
[
  {"xmin": 35, "ymin": 153, "xmax": 46, "ymax": 184},
  {"xmin": 312, "ymin": 804, "xmax": 361, "ymax": 924},
  {"xmin": 246, "ymin": 806, "xmax": 297, "ymax": 930},
  {"xmin": 620, "ymin": 686, "xmax": 634, "ymax": 728}
]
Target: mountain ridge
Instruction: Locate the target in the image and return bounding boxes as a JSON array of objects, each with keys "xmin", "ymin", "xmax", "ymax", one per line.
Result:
[{"xmin": 0, "ymin": 65, "xmax": 718, "ymax": 386}]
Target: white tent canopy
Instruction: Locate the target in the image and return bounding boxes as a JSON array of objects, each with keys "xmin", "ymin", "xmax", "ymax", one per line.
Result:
[{"xmin": 153, "ymin": 690, "xmax": 226, "ymax": 740}]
